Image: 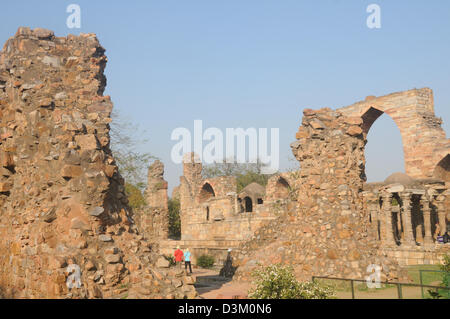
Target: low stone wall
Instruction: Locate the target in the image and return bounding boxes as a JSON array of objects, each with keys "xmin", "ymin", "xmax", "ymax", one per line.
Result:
[{"xmin": 381, "ymin": 245, "xmax": 449, "ymax": 266}]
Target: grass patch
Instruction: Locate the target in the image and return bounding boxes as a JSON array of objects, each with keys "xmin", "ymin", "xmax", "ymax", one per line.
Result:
[
  {"xmin": 406, "ymin": 264, "xmax": 449, "ymax": 299},
  {"xmin": 406, "ymin": 265, "xmax": 444, "ymax": 286}
]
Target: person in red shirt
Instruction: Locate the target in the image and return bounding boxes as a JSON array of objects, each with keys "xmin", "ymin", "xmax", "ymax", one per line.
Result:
[{"xmin": 174, "ymin": 246, "xmax": 184, "ymax": 269}]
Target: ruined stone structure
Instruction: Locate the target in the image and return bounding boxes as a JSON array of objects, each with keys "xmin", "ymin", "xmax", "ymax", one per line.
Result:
[
  {"xmin": 363, "ymin": 174, "xmax": 449, "ymax": 266},
  {"xmin": 135, "ymin": 160, "xmax": 169, "ymax": 241},
  {"xmin": 159, "ymin": 153, "xmax": 298, "ymax": 266},
  {"xmin": 0, "ymin": 28, "xmax": 196, "ymax": 299},
  {"xmin": 2, "ymin": 26, "xmax": 447, "ymax": 298},
  {"xmin": 338, "ymin": 89, "xmax": 449, "ymax": 181},
  {"xmin": 339, "ymin": 89, "xmax": 450, "ymax": 266},
  {"xmin": 230, "ymin": 89, "xmax": 449, "ymax": 283}
]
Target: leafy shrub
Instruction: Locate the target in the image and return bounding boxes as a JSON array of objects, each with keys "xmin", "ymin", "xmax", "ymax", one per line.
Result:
[
  {"xmin": 125, "ymin": 183, "xmax": 146, "ymax": 209},
  {"xmin": 440, "ymin": 254, "xmax": 450, "ymax": 288},
  {"xmin": 440, "ymin": 254, "xmax": 450, "ymax": 273},
  {"xmin": 197, "ymin": 254, "xmax": 215, "ymax": 269},
  {"xmin": 248, "ymin": 264, "xmax": 335, "ymax": 299}
]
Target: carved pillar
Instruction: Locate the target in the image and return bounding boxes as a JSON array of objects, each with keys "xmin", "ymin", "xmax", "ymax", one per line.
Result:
[
  {"xmin": 436, "ymin": 199, "xmax": 447, "ymax": 237},
  {"xmin": 370, "ymin": 202, "xmax": 379, "ymax": 238},
  {"xmin": 401, "ymin": 192, "xmax": 415, "ymax": 245},
  {"xmin": 382, "ymin": 193, "xmax": 395, "ymax": 246},
  {"xmin": 420, "ymin": 196, "xmax": 433, "ymax": 246}
]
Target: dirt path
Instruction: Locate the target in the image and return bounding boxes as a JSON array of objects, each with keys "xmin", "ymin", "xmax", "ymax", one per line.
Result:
[{"xmin": 193, "ymin": 268, "xmax": 251, "ymax": 299}]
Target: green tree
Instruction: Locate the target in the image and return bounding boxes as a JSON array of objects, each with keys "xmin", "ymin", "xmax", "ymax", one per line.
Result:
[
  {"xmin": 124, "ymin": 183, "xmax": 146, "ymax": 209},
  {"xmin": 202, "ymin": 158, "xmax": 275, "ymax": 192},
  {"xmin": 110, "ymin": 109, "xmax": 155, "ymax": 191},
  {"xmin": 168, "ymin": 197, "xmax": 181, "ymax": 239}
]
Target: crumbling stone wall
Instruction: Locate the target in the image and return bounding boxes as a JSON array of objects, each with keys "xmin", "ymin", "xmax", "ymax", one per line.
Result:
[
  {"xmin": 265, "ymin": 173, "xmax": 296, "ymax": 203},
  {"xmin": 338, "ymin": 88, "xmax": 450, "ymax": 181},
  {"xmin": 158, "ymin": 153, "xmax": 296, "ymax": 266},
  {"xmin": 230, "ymin": 89, "xmax": 450, "ymax": 283},
  {"xmin": 179, "ymin": 153, "xmax": 280, "ymax": 243},
  {"xmin": 0, "ymin": 28, "xmax": 196, "ymax": 299},
  {"xmin": 231, "ymin": 108, "xmax": 409, "ymax": 282},
  {"xmin": 135, "ymin": 160, "xmax": 169, "ymax": 240}
]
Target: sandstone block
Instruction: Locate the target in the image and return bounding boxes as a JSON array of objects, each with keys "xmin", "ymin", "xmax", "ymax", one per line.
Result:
[
  {"xmin": 99, "ymin": 235, "xmax": 113, "ymax": 242},
  {"xmin": 105, "ymin": 254, "xmax": 121, "ymax": 264},
  {"xmin": 0, "ymin": 151, "xmax": 14, "ymax": 168},
  {"xmin": 33, "ymin": 28, "xmax": 54, "ymax": 39},
  {"xmin": 346, "ymin": 125, "xmax": 363, "ymax": 136},
  {"xmin": 75, "ymin": 134, "xmax": 99, "ymax": 150},
  {"xmin": 61, "ymin": 165, "xmax": 83, "ymax": 178},
  {"xmin": 156, "ymin": 257, "xmax": 170, "ymax": 268},
  {"xmin": 0, "ymin": 181, "xmax": 12, "ymax": 193}
]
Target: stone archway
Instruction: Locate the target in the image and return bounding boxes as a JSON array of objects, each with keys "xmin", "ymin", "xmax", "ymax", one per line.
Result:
[
  {"xmin": 433, "ymin": 154, "xmax": 450, "ymax": 181},
  {"xmin": 338, "ymin": 89, "xmax": 450, "ymax": 179},
  {"xmin": 361, "ymin": 106, "xmax": 385, "ymax": 134},
  {"xmin": 198, "ymin": 183, "xmax": 215, "ymax": 203},
  {"xmin": 361, "ymin": 107, "xmax": 405, "ymax": 181},
  {"xmin": 244, "ymin": 197, "xmax": 253, "ymax": 212}
]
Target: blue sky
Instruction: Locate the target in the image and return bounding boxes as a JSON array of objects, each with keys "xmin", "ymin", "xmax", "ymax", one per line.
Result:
[{"xmin": 1, "ymin": 1, "xmax": 449, "ymax": 194}]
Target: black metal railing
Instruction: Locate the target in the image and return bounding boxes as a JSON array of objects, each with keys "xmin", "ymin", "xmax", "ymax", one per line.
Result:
[
  {"xmin": 418, "ymin": 269, "xmax": 450, "ymax": 299},
  {"xmin": 312, "ymin": 275, "xmax": 450, "ymax": 299}
]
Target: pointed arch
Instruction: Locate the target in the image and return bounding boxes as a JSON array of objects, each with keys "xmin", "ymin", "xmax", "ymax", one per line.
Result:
[
  {"xmin": 433, "ymin": 154, "xmax": 450, "ymax": 181},
  {"xmin": 363, "ymin": 107, "xmax": 405, "ymax": 182},
  {"xmin": 198, "ymin": 182, "xmax": 215, "ymax": 203},
  {"xmin": 244, "ymin": 196, "xmax": 253, "ymax": 212}
]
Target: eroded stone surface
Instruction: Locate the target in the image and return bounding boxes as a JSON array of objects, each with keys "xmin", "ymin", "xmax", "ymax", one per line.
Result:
[{"xmin": 0, "ymin": 27, "xmax": 196, "ymax": 299}]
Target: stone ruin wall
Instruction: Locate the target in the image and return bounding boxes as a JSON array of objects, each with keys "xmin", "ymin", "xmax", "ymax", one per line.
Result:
[
  {"xmin": 229, "ymin": 89, "xmax": 449, "ymax": 283},
  {"xmin": 338, "ymin": 88, "xmax": 450, "ymax": 181},
  {"xmin": 158, "ymin": 154, "xmax": 298, "ymax": 266},
  {"xmin": 0, "ymin": 28, "xmax": 197, "ymax": 299},
  {"xmin": 363, "ymin": 180, "xmax": 449, "ymax": 267},
  {"xmin": 134, "ymin": 160, "xmax": 169, "ymax": 242},
  {"xmin": 338, "ymin": 88, "xmax": 450, "ymax": 266}
]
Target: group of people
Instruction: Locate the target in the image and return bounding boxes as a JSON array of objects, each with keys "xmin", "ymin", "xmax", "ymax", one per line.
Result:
[{"xmin": 174, "ymin": 246, "xmax": 193, "ymax": 274}]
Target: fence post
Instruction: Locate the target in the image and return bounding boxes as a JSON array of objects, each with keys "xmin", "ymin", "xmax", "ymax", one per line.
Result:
[
  {"xmin": 350, "ymin": 280, "xmax": 355, "ymax": 299},
  {"xmin": 420, "ymin": 270, "xmax": 424, "ymax": 299},
  {"xmin": 397, "ymin": 283, "xmax": 403, "ymax": 299}
]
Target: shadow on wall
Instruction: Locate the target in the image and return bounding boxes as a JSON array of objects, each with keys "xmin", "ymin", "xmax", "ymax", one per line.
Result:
[{"xmin": 434, "ymin": 154, "xmax": 450, "ymax": 181}]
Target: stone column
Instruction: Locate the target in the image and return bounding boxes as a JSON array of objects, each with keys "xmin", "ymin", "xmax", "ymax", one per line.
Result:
[
  {"xmin": 420, "ymin": 196, "xmax": 433, "ymax": 246},
  {"xmin": 382, "ymin": 193, "xmax": 395, "ymax": 246},
  {"xmin": 436, "ymin": 199, "xmax": 447, "ymax": 237},
  {"xmin": 401, "ymin": 192, "xmax": 415, "ymax": 246},
  {"xmin": 146, "ymin": 160, "xmax": 169, "ymax": 240},
  {"xmin": 369, "ymin": 202, "xmax": 379, "ymax": 238}
]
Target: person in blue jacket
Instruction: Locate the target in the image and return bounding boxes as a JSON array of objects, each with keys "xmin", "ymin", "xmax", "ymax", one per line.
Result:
[{"xmin": 184, "ymin": 248, "xmax": 193, "ymax": 274}]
